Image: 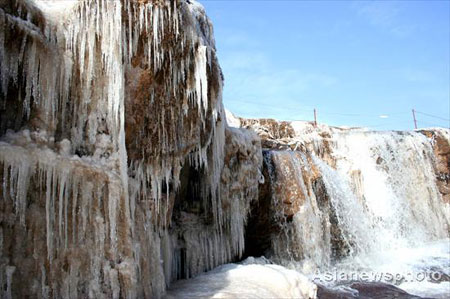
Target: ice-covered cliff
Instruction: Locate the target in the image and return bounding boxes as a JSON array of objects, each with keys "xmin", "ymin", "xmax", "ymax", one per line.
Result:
[{"xmin": 0, "ymin": 1, "xmax": 262, "ymax": 297}]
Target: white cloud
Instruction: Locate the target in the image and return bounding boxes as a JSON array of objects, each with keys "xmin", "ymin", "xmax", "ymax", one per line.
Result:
[
  {"xmin": 356, "ymin": 2, "xmax": 399, "ymax": 27},
  {"xmin": 354, "ymin": 2, "xmax": 415, "ymax": 37},
  {"xmin": 220, "ymin": 50, "xmax": 337, "ymax": 113}
]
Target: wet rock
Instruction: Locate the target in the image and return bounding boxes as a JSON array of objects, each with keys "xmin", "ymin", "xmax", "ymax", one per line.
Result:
[{"xmin": 317, "ymin": 282, "xmax": 425, "ymax": 299}]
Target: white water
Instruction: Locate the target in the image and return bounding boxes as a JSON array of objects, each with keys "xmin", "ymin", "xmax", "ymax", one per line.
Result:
[
  {"xmin": 331, "ymin": 131, "xmax": 448, "ymax": 245},
  {"xmin": 310, "ymin": 239, "xmax": 449, "ymax": 297},
  {"xmin": 267, "ymin": 129, "xmax": 450, "ymax": 297}
]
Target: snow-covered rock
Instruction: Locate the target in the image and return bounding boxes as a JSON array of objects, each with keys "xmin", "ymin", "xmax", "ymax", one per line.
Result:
[{"xmin": 165, "ymin": 259, "xmax": 317, "ymax": 299}]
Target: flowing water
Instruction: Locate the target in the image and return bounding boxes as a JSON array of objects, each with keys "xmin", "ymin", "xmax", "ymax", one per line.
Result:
[{"xmin": 267, "ymin": 129, "xmax": 450, "ymax": 297}]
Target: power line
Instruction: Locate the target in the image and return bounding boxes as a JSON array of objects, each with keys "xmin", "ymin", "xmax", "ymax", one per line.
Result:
[
  {"xmin": 318, "ymin": 111, "xmax": 408, "ymax": 117},
  {"xmin": 226, "ymin": 99, "xmax": 314, "ymax": 113},
  {"xmin": 417, "ymin": 120, "xmax": 450, "ymax": 129},
  {"xmin": 227, "ymin": 100, "xmax": 450, "ymax": 130},
  {"xmin": 226, "ymin": 99, "xmax": 410, "ymax": 118},
  {"xmin": 415, "ymin": 110, "xmax": 450, "ymax": 122}
]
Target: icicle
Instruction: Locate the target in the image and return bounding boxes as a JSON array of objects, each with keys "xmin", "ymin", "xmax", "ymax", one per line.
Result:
[
  {"xmin": 45, "ymin": 165, "xmax": 54, "ymax": 262},
  {"xmin": 57, "ymin": 168, "xmax": 68, "ymax": 248},
  {"xmin": 5, "ymin": 266, "xmax": 15, "ymax": 299},
  {"xmin": 108, "ymin": 174, "xmax": 120, "ymax": 254}
]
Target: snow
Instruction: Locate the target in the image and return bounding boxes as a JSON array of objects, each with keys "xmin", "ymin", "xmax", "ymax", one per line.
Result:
[
  {"xmin": 166, "ymin": 258, "xmax": 317, "ymax": 299},
  {"xmin": 32, "ymin": 0, "xmax": 79, "ymax": 17},
  {"xmin": 225, "ymin": 109, "xmax": 241, "ymax": 128}
]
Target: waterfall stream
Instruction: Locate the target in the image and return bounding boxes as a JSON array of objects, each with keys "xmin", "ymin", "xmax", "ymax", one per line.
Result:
[{"xmin": 266, "ymin": 129, "xmax": 450, "ymax": 297}]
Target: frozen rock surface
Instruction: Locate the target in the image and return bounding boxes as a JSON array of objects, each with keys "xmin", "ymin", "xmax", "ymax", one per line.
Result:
[{"xmin": 0, "ymin": 1, "xmax": 262, "ymax": 297}]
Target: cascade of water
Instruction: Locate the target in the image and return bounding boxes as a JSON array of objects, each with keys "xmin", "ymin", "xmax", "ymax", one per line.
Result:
[
  {"xmin": 331, "ymin": 131, "xmax": 449, "ymax": 247},
  {"xmin": 267, "ymin": 129, "xmax": 450, "ymax": 277}
]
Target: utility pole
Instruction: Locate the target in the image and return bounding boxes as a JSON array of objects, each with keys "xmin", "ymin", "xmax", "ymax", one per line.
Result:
[
  {"xmin": 412, "ymin": 109, "xmax": 418, "ymax": 129},
  {"xmin": 314, "ymin": 108, "xmax": 317, "ymax": 127}
]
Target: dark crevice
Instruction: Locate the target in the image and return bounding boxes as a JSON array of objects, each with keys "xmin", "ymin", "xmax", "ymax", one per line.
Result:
[{"xmin": 242, "ymin": 151, "xmax": 278, "ymax": 259}]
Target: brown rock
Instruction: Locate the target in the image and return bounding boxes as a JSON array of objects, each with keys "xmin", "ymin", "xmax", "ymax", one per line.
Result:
[{"xmin": 420, "ymin": 129, "xmax": 450, "ymax": 203}]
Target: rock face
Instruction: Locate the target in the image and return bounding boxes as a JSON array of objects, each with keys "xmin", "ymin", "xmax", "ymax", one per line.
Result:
[
  {"xmin": 317, "ymin": 282, "xmax": 422, "ymax": 299},
  {"xmin": 237, "ymin": 116, "xmax": 450, "ymax": 274},
  {"xmin": 240, "ymin": 118, "xmax": 296, "ymax": 150},
  {"xmin": 419, "ymin": 129, "xmax": 450, "ymax": 203},
  {"xmin": 0, "ymin": 1, "xmax": 262, "ymax": 298}
]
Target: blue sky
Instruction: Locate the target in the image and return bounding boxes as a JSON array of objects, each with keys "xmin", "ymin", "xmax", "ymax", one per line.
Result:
[{"xmin": 201, "ymin": 0, "xmax": 450, "ymax": 130}]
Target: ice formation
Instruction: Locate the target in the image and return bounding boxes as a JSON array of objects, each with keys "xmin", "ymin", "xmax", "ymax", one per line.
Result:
[
  {"xmin": 0, "ymin": 0, "xmax": 262, "ymax": 297},
  {"xmin": 1, "ymin": 0, "xmax": 449, "ymax": 298}
]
